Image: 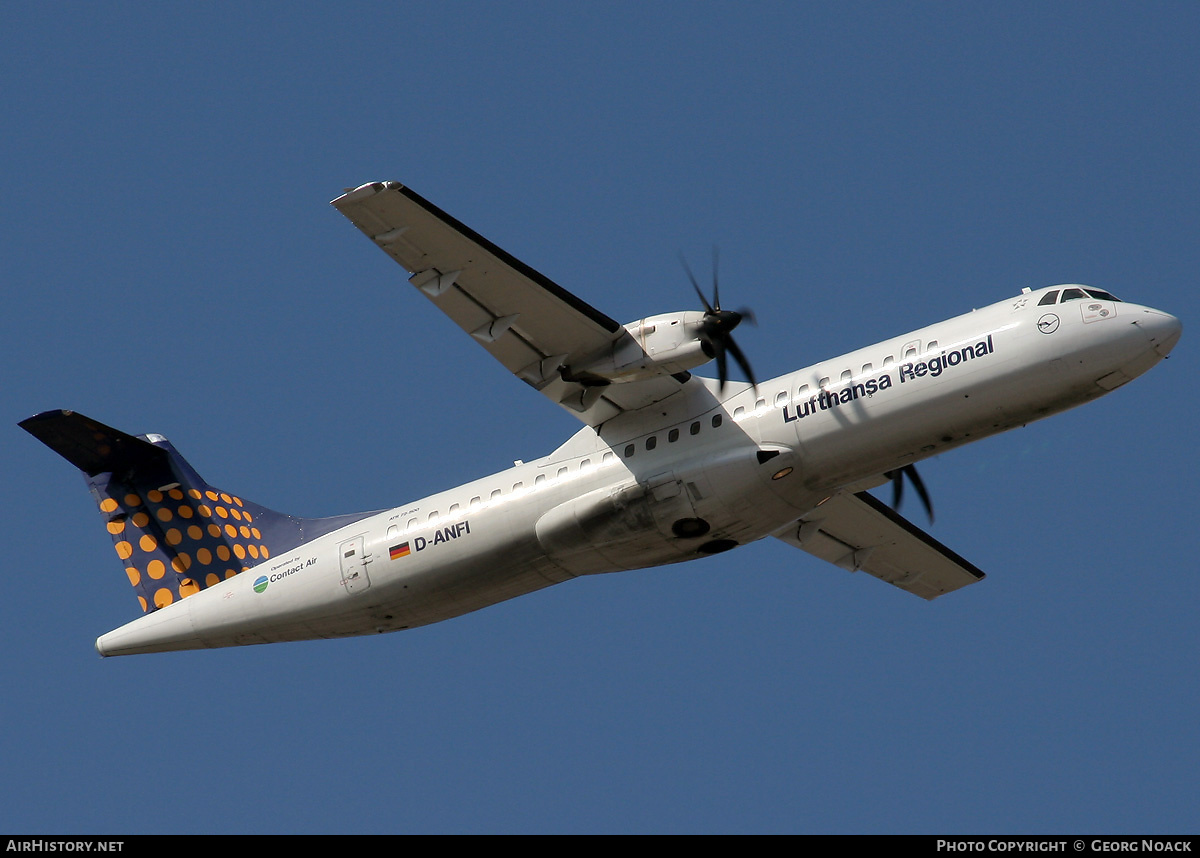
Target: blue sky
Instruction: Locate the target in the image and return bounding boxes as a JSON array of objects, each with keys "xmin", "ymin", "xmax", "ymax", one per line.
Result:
[{"xmin": 2, "ymin": 3, "xmax": 1197, "ymax": 834}]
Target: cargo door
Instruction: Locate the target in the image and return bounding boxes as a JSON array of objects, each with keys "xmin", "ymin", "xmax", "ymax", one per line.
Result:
[{"xmin": 339, "ymin": 536, "xmax": 371, "ymax": 593}]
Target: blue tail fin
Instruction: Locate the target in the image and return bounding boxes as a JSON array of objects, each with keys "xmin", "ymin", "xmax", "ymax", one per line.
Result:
[{"xmin": 20, "ymin": 410, "xmax": 371, "ymax": 613}]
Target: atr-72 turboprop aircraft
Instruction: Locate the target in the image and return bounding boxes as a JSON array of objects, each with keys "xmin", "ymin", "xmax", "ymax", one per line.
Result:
[{"xmin": 21, "ymin": 181, "xmax": 1182, "ymax": 656}]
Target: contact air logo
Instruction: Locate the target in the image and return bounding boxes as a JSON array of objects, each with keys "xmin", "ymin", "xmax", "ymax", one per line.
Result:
[{"xmin": 258, "ymin": 557, "xmax": 316, "ymax": 589}]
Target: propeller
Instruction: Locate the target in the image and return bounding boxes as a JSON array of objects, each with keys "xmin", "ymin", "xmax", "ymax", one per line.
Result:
[
  {"xmin": 680, "ymin": 250, "xmax": 757, "ymax": 391},
  {"xmin": 885, "ymin": 464, "xmax": 934, "ymax": 523}
]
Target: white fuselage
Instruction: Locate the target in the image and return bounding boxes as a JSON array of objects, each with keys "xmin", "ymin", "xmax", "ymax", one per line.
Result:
[{"xmin": 96, "ymin": 288, "xmax": 1181, "ymax": 655}]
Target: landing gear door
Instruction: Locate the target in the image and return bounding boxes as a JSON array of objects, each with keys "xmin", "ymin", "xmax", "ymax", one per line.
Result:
[
  {"xmin": 644, "ymin": 471, "xmax": 706, "ymax": 540},
  {"xmin": 339, "ymin": 536, "xmax": 371, "ymax": 594}
]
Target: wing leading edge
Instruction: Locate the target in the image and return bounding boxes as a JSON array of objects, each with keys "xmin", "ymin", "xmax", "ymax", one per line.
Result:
[
  {"xmin": 332, "ymin": 182, "xmax": 691, "ymax": 426},
  {"xmin": 772, "ymin": 491, "xmax": 985, "ymax": 600}
]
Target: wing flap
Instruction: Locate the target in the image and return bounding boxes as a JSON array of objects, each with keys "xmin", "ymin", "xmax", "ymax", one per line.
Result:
[
  {"xmin": 773, "ymin": 491, "xmax": 985, "ymax": 600},
  {"xmin": 332, "ymin": 182, "xmax": 689, "ymax": 426}
]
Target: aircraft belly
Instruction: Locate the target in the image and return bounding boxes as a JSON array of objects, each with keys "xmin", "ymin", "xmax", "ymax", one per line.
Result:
[
  {"xmin": 787, "ymin": 369, "xmax": 1045, "ymax": 491},
  {"xmin": 366, "ymin": 533, "xmax": 567, "ymax": 631},
  {"xmin": 532, "ymin": 444, "xmax": 815, "ymax": 576},
  {"xmin": 97, "ymin": 531, "xmax": 369, "ymax": 652},
  {"xmin": 189, "ymin": 474, "xmax": 642, "ymax": 643},
  {"xmin": 211, "ymin": 553, "xmax": 564, "ymax": 642}
]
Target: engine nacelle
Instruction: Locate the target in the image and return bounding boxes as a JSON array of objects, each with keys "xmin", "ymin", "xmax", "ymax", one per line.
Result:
[{"xmin": 564, "ymin": 311, "xmax": 713, "ymax": 384}]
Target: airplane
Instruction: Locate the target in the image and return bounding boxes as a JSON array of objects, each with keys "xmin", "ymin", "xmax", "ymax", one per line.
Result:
[{"xmin": 20, "ymin": 181, "xmax": 1182, "ymax": 657}]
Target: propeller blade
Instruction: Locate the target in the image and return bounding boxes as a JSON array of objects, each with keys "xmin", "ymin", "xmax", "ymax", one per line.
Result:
[
  {"xmin": 885, "ymin": 464, "xmax": 934, "ymax": 523},
  {"xmin": 679, "ymin": 255, "xmax": 712, "ymax": 312},
  {"xmin": 905, "ymin": 464, "xmax": 934, "ymax": 522},
  {"xmin": 710, "ymin": 246, "xmax": 721, "ymax": 311},
  {"xmin": 679, "ymin": 251, "xmax": 757, "ymax": 390},
  {"xmin": 724, "ymin": 335, "xmax": 756, "ymax": 390}
]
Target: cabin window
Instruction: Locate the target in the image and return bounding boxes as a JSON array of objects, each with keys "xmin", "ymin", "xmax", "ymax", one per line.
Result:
[
  {"xmin": 624, "ymin": 444, "xmax": 635, "ymax": 457},
  {"xmin": 469, "ymin": 497, "xmax": 481, "ymax": 508},
  {"xmin": 579, "ymin": 459, "xmax": 591, "ymax": 471},
  {"xmin": 388, "ymin": 525, "xmax": 399, "ymax": 538},
  {"xmin": 602, "ymin": 452, "xmax": 614, "ymax": 463},
  {"xmin": 427, "ymin": 511, "xmax": 439, "ymax": 521},
  {"xmin": 733, "ymin": 406, "xmax": 745, "ymax": 419},
  {"xmin": 903, "ymin": 341, "xmax": 919, "ymax": 358},
  {"xmin": 755, "ymin": 398, "xmax": 766, "ymax": 412},
  {"xmin": 883, "ymin": 356, "xmax": 894, "ymax": 368},
  {"xmin": 407, "ymin": 518, "xmax": 417, "ymax": 529},
  {"xmin": 1061, "ymin": 288, "xmax": 1086, "ymax": 301},
  {"xmin": 819, "ymin": 376, "xmax": 830, "ymax": 389},
  {"xmin": 645, "ymin": 436, "xmax": 657, "ymax": 451},
  {"xmin": 511, "ymin": 482, "xmax": 522, "ymax": 492},
  {"xmin": 927, "ymin": 340, "xmax": 938, "ymax": 351},
  {"xmin": 668, "ymin": 428, "xmax": 679, "ymax": 443},
  {"xmin": 534, "ymin": 474, "xmax": 545, "ymax": 485},
  {"xmin": 861, "ymin": 364, "xmax": 872, "ymax": 375},
  {"xmin": 797, "ymin": 384, "xmax": 809, "ymax": 396},
  {"xmin": 556, "ymin": 467, "xmax": 568, "ymax": 479},
  {"xmin": 448, "ymin": 503, "xmax": 460, "ymax": 513},
  {"xmin": 840, "ymin": 370, "xmax": 852, "ymax": 382},
  {"xmin": 690, "ymin": 421, "xmax": 701, "ymax": 436},
  {"xmin": 711, "ymin": 414, "xmax": 723, "ymax": 428},
  {"xmin": 774, "ymin": 391, "xmax": 788, "ymax": 407},
  {"xmin": 490, "ymin": 489, "xmax": 502, "ymax": 500}
]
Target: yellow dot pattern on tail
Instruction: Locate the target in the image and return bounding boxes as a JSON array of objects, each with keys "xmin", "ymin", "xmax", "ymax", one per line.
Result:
[{"xmin": 98, "ymin": 486, "xmax": 271, "ymax": 612}]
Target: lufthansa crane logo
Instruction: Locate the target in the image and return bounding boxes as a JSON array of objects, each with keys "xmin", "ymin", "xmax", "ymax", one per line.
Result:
[{"xmin": 1037, "ymin": 313, "xmax": 1060, "ymax": 334}]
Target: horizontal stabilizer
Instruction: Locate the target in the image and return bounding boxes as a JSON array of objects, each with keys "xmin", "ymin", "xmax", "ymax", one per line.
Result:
[{"xmin": 19, "ymin": 410, "xmax": 172, "ymax": 483}]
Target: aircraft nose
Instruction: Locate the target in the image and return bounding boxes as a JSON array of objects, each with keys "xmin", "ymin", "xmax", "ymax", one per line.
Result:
[{"xmin": 1138, "ymin": 308, "xmax": 1182, "ymax": 357}]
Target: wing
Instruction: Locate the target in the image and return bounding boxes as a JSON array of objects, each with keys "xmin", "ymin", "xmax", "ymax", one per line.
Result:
[
  {"xmin": 772, "ymin": 491, "xmax": 985, "ymax": 600},
  {"xmin": 331, "ymin": 181, "xmax": 690, "ymax": 426}
]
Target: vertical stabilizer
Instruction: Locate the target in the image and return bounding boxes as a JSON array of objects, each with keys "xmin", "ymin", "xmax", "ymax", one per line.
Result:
[{"xmin": 20, "ymin": 410, "xmax": 371, "ymax": 614}]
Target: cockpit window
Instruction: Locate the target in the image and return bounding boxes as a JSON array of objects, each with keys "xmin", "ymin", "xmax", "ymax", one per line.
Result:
[{"xmin": 1039, "ymin": 287, "xmax": 1121, "ymax": 305}]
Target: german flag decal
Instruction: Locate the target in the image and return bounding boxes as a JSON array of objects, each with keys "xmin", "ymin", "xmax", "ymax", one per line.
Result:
[{"xmin": 389, "ymin": 542, "xmax": 411, "ymax": 560}]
